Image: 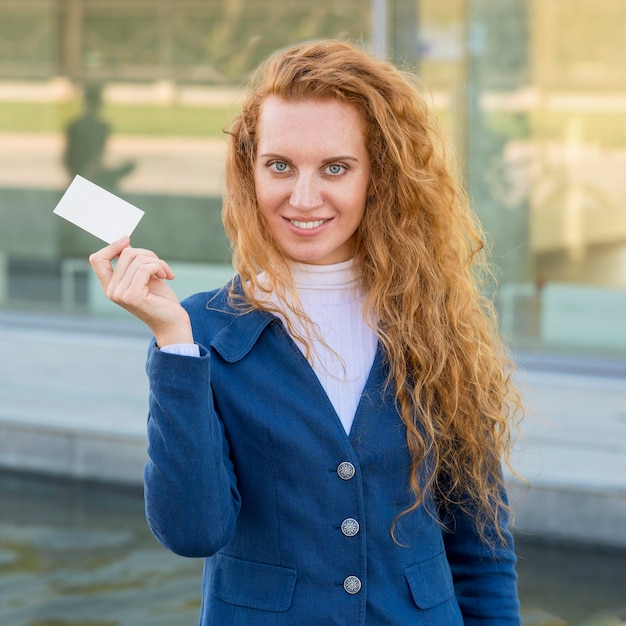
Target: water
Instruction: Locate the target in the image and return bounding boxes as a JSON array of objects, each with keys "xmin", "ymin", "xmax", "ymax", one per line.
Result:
[
  {"xmin": 0, "ymin": 473, "xmax": 624, "ymax": 626},
  {"xmin": 0, "ymin": 474, "xmax": 202, "ymax": 626}
]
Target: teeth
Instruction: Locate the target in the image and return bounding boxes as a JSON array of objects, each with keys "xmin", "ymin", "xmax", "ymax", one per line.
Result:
[{"xmin": 291, "ymin": 219, "xmax": 326, "ymax": 229}]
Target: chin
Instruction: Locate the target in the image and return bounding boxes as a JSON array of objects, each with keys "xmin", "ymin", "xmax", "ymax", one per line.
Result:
[{"xmin": 285, "ymin": 248, "xmax": 327, "ymax": 265}]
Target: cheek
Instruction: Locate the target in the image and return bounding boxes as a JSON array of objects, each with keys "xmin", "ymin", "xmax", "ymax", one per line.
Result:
[
  {"xmin": 253, "ymin": 172, "xmax": 271, "ymax": 211},
  {"xmin": 255, "ymin": 183, "xmax": 284, "ymax": 231},
  {"xmin": 257, "ymin": 177, "xmax": 290, "ymax": 216},
  {"xmin": 350, "ymin": 178, "xmax": 370, "ymax": 220},
  {"xmin": 255, "ymin": 184, "xmax": 274, "ymax": 217}
]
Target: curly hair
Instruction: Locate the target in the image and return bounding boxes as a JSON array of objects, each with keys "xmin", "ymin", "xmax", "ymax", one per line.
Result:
[{"xmin": 222, "ymin": 39, "xmax": 523, "ymax": 545}]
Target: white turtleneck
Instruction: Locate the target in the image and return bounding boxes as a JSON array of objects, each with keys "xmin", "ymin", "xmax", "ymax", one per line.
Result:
[
  {"xmin": 162, "ymin": 259, "xmax": 378, "ymax": 435},
  {"xmin": 266, "ymin": 259, "xmax": 378, "ymax": 435}
]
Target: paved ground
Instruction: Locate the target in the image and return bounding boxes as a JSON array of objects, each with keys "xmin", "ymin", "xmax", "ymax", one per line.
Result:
[{"xmin": 1, "ymin": 308, "xmax": 625, "ymax": 549}]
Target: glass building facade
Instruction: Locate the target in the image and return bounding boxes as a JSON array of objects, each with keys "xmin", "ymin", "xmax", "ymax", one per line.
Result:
[{"xmin": 1, "ymin": 0, "xmax": 625, "ymax": 361}]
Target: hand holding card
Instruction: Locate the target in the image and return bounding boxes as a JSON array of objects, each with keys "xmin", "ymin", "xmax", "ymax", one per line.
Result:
[
  {"xmin": 53, "ymin": 175, "xmax": 145, "ymax": 243},
  {"xmin": 64, "ymin": 179, "xmax": 194, "ymax": 346}
]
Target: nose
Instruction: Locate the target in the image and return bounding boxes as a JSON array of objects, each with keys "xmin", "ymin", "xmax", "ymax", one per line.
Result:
[{"xmin": 289, "ymin": 172, "xmax": 323, "ymax": 211}]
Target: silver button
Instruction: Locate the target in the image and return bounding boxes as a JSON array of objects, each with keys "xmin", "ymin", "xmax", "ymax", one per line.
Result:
[
  {"xmin": 341, "ymin": 518, "xmax": 360, "ymax": 537},
  {"xmin": 337, "ymin": 461, "xmax": 355, "ymax": 480},
  {"xmin": 343, "ymin": 575, "xmax": 362, "ymax": 594}
]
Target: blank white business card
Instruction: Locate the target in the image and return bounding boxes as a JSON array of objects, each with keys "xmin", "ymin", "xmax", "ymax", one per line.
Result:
[{"xmin": 53, "ymin": 175, "xmax": 145, "ymax": 244}]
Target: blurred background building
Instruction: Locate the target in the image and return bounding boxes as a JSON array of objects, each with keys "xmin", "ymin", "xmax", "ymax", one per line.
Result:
[{"xmin": 1, "ymin": 0, "xmax": 625, "ymax": 362}]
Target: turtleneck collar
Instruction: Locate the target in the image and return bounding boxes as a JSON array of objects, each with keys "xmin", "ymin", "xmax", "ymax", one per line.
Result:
[{"xmin": 289, "ymin": 258, "xmax": 359, "ymax": 292}]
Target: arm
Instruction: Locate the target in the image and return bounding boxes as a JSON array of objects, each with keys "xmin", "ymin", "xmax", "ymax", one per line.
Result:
[
  {"xmin": 441, "ymin": 485, "xmax": 521, "ymax": 625},
  {"xmin": 89, "ymin": 239, "xmax": 240, "ymax": 556},
  {"xmin": 144, "ymin": 341, "xmax": 241, "ymax": 557}
]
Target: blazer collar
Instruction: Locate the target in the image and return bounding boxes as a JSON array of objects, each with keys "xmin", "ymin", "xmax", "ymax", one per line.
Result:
[
  {"xmin": 208, "ymin": 279, "xmax": 278, "ymax": 363},
  {"xmin": 210, "ymin": 309, "xmax": 277, "ymax": 363}
]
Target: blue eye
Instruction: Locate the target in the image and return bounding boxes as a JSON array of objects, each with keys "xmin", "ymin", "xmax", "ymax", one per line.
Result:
[
  {"xmin": 327, "ymin": 163, "xmax": 345, "ymax": 175},
  {"xmin": 270, "ymin": 161, "xmax": 288, "ymax": 172}
]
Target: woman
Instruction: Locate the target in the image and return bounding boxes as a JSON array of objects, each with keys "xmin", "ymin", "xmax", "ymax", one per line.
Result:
[{"xmin": 90, "ymin": 40, "xmax": 523, "ymax": 625}]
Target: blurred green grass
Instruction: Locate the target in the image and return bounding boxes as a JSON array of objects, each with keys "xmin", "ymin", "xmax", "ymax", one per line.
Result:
[{"xmin": 0, "ymin": 100, "xmax": 238, "ymax": 137}]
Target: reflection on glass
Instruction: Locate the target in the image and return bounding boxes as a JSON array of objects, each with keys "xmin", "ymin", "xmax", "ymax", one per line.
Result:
[
  {"xmin": 0, "ymin": 0, "xmax": 368, "ymax": 314},
  {"xmin": 63, "ymin": 82, "xmax": 135, "ymax": 192},
  {"xmin": 0, "ymin": 0, "xmax": 625, "ymax": 357},
  {"xmin": 412, "ymin": 0, "xmax": 625, "ymax": 357}
]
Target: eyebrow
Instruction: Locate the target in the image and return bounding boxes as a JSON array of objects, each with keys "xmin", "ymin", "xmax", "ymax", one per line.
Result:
[{"xmin": 258, "ymin": 152, "xmax": 361, "ymax": 163}]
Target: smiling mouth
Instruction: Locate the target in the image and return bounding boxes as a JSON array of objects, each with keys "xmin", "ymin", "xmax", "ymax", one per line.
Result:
[{"xmin": 289, "ymin": 219, "xmax": 328, "ymax": 230}]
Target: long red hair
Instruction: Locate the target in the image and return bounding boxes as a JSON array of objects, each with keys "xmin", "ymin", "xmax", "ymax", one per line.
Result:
[{"xmin": 222, "ymin": 39, "xmax": 523, "ymax": 544}]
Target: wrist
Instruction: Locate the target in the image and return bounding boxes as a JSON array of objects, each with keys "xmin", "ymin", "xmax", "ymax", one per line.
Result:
[{"xmin": 152, "ymin": 312, "xmax": 194, "ymax": 348}]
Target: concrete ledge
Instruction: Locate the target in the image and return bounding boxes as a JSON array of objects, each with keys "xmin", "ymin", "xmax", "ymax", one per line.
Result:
[
  {"xmin": 509, "ymin": 480, "xmax": 626, "ymax": 549},
  {"xmin": 0, "ymin": 421, "xmax": 146, "ymax": 486}
]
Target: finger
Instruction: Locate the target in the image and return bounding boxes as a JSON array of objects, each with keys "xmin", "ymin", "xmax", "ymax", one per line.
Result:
[
  {"xmin": 107, "ymin": 257, "xmax": 169, "ymax": 305},
  {"xmin": 114, "ymin": 246, "xmax": 175, "ymax": 281},
  {"xmin": 89, "ymin": 236, "xmax": 131, "ymax": 289},
  {"xmin": 105, "ymin": 249, "xmax": 176, "ymax": 309}
]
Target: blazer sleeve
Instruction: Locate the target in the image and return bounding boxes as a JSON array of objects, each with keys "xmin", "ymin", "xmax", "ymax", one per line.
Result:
[
  {"xmin": 440, "ymin": 483, "xmax": 521, "ymax": 625},
  {"xmin": 143, "ymin": 340, "xmax": 241, "ymax": 558}
]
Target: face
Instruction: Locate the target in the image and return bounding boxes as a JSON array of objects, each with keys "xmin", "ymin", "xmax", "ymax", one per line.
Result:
[{"xmin": 254, "ymin": 96, "xmax": 371, "ymax": 265}]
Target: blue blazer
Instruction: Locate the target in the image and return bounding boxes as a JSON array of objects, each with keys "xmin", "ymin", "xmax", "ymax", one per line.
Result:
[{"xmin": 144, "ymin": 287, "xmax": 521, "ymax": 626}]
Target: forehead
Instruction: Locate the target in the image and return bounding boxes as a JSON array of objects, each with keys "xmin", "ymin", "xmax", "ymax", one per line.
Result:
[{"xmin": 256, "ymin": 96, "xmax": 367, "ymax": 152}]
